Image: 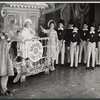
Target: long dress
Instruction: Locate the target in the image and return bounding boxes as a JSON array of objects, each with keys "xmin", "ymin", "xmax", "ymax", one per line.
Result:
[
  {"xmin": 20, "ymin": 27, "xmax": 35, "ymax": 58},
  {"xmin": 0, "ymin": 39, "xmax": 14, "ymax": 76},
  {"xmin": 0, "ymin": 23, "xmax": 20, "ymax": 76},
  {"xmin": 42, "ymin": 29, "xmax": 58, "ymax": 60}
]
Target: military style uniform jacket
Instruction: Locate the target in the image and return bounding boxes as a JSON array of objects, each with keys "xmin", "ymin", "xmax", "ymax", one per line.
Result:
[
  {"xmin": 65, "ymin": 28, "xmax": 73, "ymax": 46},
  {"xmin": 68, "ymin": 30, "xmax": 80, "ymax": 46},
  {"xmin": 97, "ymin": 30, "xmax": 100, "ymax": 42},
  {"xmin": 87, "ymin": 31, "xmax": 98, "ymax": 48},
  {"xmin": 56, "ymin": 28, "xmax": 66, "ymax": 41},
  {"xmin": 80, "ymin": 29, "xmax": 89, "ymax": 41}
]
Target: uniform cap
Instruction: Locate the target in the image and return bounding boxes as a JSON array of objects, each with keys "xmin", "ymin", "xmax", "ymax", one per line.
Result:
[
  {"xmin": 90, "ymin": 22, "xmax": 95, "ymax": 27},
  {"xmin": 58, "ymin": 19, "xmax": 65, "ymax": 25},
  {"xmin": 68, "ymin": 19, "xmax": 74, "ymax": 24},
  {"xmin": 73, "ymin": 24, "xmax": 78, "ymax": 28},
  {"xmin": 83, "ymin": 21, "xmax": 88, "ymax": 25}
]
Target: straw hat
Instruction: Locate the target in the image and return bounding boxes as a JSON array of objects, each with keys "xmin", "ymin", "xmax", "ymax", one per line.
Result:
[{"xmin": 47, "ymin": 19, "xmax": 56, "ymax": 27}]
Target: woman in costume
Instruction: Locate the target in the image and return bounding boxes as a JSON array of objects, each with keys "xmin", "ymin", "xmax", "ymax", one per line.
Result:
[
  {"xmin": 20, "ymin": 18, "xmax": 35, "ymax": 59},
  {"xmin": 40, "ymin": 20, "xmax": 58, "ymax": 71}
]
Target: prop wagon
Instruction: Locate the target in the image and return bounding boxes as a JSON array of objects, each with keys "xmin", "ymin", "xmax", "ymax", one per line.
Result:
[{"xmin": 1, "ymin": 3, "xmax": 52, "ymax": 82}]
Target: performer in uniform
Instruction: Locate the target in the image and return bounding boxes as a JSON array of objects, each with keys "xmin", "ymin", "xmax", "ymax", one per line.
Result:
[
  {"xmin": 79, "ymin": 22, "xmax": 89, "ymax": 65},
  {"xmin": 56, "ymin": 19, "xmax": 66, "ymax": 66},
  {"xmin": 20, "ymin": 18, "xmax": 35, "ymax": 59},
  {"xmin": 66, "ymin": 20, "xmax": 74, "ymax": 64},
  {"xmin": 86, "ymin": 23, "xmax": 98, "ymax": 69},
  {"xmin": 69, "ymin": 24, "xmax": 80, "ymax": 68},
  {"xmin": 96, "ymin": 24, "xmax": 100, "ymax": 66},
  {"xmin": 40, "ymin": 20, "xmax": 58, "ymax": 71}
]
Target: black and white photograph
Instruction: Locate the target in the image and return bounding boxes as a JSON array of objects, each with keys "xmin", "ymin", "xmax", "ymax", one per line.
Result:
[{"xmin": 0, "ymin": 2, "xmax": 100, "ymax": 99}]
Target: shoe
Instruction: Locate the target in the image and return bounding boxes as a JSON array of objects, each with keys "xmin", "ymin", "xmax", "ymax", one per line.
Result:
[
  {"xmin": 70, "ymin": 66, "xmax": 73, "ymax": 68},
  {"xmin": 83, "ymin": 63, "xmax": 86, "ymax": 66},
  {"xmin": 96, "ymin": 64, "xmax": 99, "ymax": 67},
  {"xmin": 5, "ymin": 90, "xmax": 12, "ymax": 96},
  {"xmin": 86, "ymin": 67, "xmax": 89, "ymax": 70},
  {"xmin": 78, "ymin": 62, "xmax": 81, "ymax": 65},
  {"xmin": 50, "ymin": 67, "xmax": 55, "ymax": 71},
  {"xmin": 78, "ymin": 61, "xmax": 81, "ymax": 64},
  {"xmin": 56, "ymin": 64, "xmax": 59, "ymax": 66},
  {"xmin": 61, "ymin": 64, "xmax": 64, "ymax": 67},
  {"xmin": 67, "ymin": 63, "xmax": 70, "ymax": 66},
  {"xmin": 92, "ymin": 67, "xmax": 95, "ymax": 70},
  {"xmin": 74, "ymin": 66, "xmax": 78, "ymax": 69}
]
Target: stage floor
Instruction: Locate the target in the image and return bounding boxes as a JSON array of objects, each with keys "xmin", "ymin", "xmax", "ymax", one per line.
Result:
[{"xmin": 1, "ymin": 64, "xmax": 100, "ymax": 99}]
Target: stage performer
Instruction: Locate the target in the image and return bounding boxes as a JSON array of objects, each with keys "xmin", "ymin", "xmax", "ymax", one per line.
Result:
[{"xmin": 40, "ymin": 20, "xmax": 58, "ymax": 71}]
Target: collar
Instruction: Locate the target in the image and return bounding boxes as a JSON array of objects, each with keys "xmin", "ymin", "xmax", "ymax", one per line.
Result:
[
  {"xmin": 83, "ymin": 29, "xmax": 88, "ymax": 31},
  {"xmin": 72, "ymin": 31, "xmax": 78, "ymax": 33},
  {"xmin": 58, "ymin": 28, "xmax": 64, "ymax": 31},
  {"xmin": 98, "ymin": 30, "xmax": 100, "ymax": 32},
  {"xmin": 68, "ymin": 27, "xmax": 73, "ymax": 29},
  {"xmin": 90, "ymin": 31, "xmax": 95, "ymax": 34}
]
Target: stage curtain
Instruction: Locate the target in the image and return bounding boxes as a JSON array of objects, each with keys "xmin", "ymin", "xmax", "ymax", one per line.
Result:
[
  {"xmin": 95, "ymin": 3, "xmax": 100, "ymax": 29},
  {"xmin": 61, "ymin": 3, "xmax": 90, "ymax": 29}
]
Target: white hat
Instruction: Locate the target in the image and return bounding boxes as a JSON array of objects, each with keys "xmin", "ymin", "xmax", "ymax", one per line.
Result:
[
  {"xmin": 24, "ymin": 18, "xmax": 32, "ymax": 26},
  {"xmin": 47, "ymin": 19, "xmax": 56, "ymax": 27}
]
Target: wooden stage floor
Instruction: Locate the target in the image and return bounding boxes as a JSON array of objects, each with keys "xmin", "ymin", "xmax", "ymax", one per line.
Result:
[{"xmin": 1, "ymin": 64, "xmax": 100, "ymax": 99}]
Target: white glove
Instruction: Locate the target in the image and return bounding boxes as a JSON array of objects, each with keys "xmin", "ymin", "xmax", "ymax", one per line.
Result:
[
  {"xmin": 67, "ymin": 47, "xmax": 69, "ymax": 50},
  {"xmin": 95, "ymin": 48, "xmax": 98, "ymax": 51},
  {"xmin": 1, "ymin": 35, "xmax": 5, "ymax": 39}
]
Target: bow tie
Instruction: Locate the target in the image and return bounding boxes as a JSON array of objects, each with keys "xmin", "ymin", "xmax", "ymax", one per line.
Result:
[
  {"xmin": 90, "ymin": 31, "xmax": 95, "ymax": 34},
  {"xmin": 58, "ymin": 28, "xmax": 64, "ymax": 31},
  {"xmin": 68, "ymin": 27, "xmax": 73, "ymax": 29},
  {"xmin": 73, "ymin": 31, "xmax": 77, "ymax": 33},
  {"xmin": 98, "ymin": 30, "xmax": 100, "ymax": 32},
  {"xmin": 83, "ymin": 29, "xmax": 88, "ymax": 31}
]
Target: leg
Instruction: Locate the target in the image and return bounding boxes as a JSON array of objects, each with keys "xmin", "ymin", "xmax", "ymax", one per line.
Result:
[
  {"xmin": 61, "ymin": 42, "xmax": 65, "ymax": 64},
  {"xmin": 75, "ymin": 46, "xmax": 79, "ymax": 67},
  {"xmin": 92, "ymin": 43, "xmax": 96, "ymax": 68},
  {"xmin": 56, "ymin": 51, "xmax": 59, "ymax": 64},
  {"xmin": 67, "ymin": 49, "xmax": 70, "ymax": 63},
  {"xmin": 83, "ymin": 41, "xmax": 87, "ymax": 64},
  {"xmin": 56, "ymin": 41, "xmax": 61, "ymax": 64},
  {"xmin": 95, "ymin": 49, "xmax": 99, "ymax": 65},
  {"xmin": 87, "ymin": 42, "xmax": 91, "ymax": 67},
  {"xmin": 49, "ymin": 58, "xmax": 55, "ymax": 71},
  {"xmin": 56, "ymin": 45, "xmax": 60, "ymax": 64},
  {"xmin": 13, "ymin": 67, "xmax": 21, "ymax": 83},
  {"xmin": 70, "ymin": 43, "xmax": 74, "ymax": 67},
  {"xmin": 79, "ymin": 40, "xmax": 84, "ymax": 63},
  {"xmin": 98, "ymin": 42, "xmax": 100, "ymax": 65},
  {"xmin": 1, "ymin": 76, "xmax": 8, "ymax": 93}
]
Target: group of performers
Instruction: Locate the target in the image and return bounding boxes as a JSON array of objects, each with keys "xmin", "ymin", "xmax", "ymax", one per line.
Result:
[
  {"xmin": 0, "ymin": 17, "xmax": 100, "ymax": 96},
  {"xmin": 40, "ymin": 19, "xmax": 99, "ymax": 71}
]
